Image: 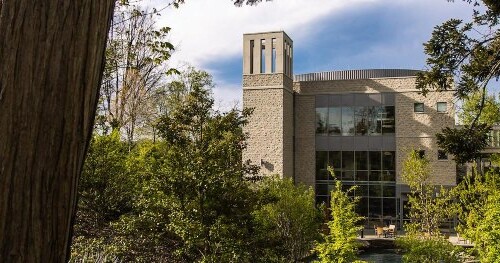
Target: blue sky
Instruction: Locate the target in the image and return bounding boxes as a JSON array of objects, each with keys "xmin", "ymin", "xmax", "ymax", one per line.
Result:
[{"xmin": 145, "ymin": 0, "xmax": 478, "ymax": 110}]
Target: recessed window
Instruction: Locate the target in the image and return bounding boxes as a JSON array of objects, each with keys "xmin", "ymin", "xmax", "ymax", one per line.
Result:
[
  {"xmin": 271, "ymin": 38, "xmax": 276, "ymax": 73},
  {"xmin": 260, "ymin": 39, "xmax": 266, "ymax": 73},
  {"xmin": 249, "ymin": 40, "xmax": 254, "ymax": 74},
  {"xmin": 414, "ymin": 103, "xmax": 424, "ymax": 113},
  {"xmin": 438, "ymin": 150, "xmax": 448, "ymax": 160},
  {"xmin": 437, "ymin": 102, "xmax": 447, "ymax": 113}
]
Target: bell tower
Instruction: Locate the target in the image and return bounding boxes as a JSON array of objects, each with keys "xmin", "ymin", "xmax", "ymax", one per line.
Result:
[{"xmin": 242, "ymin": 31, "xmax": 294, "ymax": 178}]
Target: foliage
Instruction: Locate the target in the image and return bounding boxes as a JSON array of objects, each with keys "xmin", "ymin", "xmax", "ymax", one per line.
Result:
[
  {"xmin": 401, "ymin": 150, "xmax": 456, "ymax": 236},
  {"xmin": 416, "ymin": 0, "xmax": 500, "ymax": 163},
  {"xmin": 455, "ymin": 171, "xmax": 500, "ymax": 262},
  {"xmin": 252, "ymin": 176, "xmax": 323, "ymax": 262},
  {"xmin": 153, "ymin": 70, "xmax": 258, "ymax": 262},
  {"xmin": 76, "ymin": 131, "xmax": 135, "ymax": 235},
  {"xmin": 397, "ymin": 150, "xmax": 459, "ymax": 262},
  {"xmin": 396, "ymin": 234, "xmax": 461, "ymax": 263},
  {"xmin": 313, "ymin": 168, "xmax": 364, "ymax": 263},
  {"xmin": 97, "ymin": 5, "xmax": 175, "ymax": 142},
  {"xmin": 436, "ymin": 124, "xmax": 491, "ymax": 165},
  {"xmin": 459, "ymin": 92, "xmax": 500, "ymax": 125},
  {"xmin": 69, "ymin": 237, "xmax": 121, "ymax": 263}
]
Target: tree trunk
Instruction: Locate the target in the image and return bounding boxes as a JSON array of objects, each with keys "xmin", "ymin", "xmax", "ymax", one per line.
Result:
[{"xmin": 0, "ymin": 1, "xmax": 115, "ymax": 262}]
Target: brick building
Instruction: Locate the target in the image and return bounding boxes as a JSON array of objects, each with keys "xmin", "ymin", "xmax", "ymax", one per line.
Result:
[{"xmin": 242, "ymin": 31, "xmax": 456, "ymax": 227}]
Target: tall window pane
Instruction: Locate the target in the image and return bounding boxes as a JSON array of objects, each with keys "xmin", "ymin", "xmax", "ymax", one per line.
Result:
[
  {"xmin": 382, "ymin": 151, "xmax": 395, "ymax": 170},
  {"xmin": 354, "ymin": 107, "xmax": 369, "ymax": 135},
  {"xmin": 342, "ymin": 151, "xmax": 355, "ymax": 170},
  {"xmin": 316, "ymin": 107, "xmax": 328, "ymax": 134},
  {"xmin": 342, "ymin": 107, "xmax": 354, "ymax": 135},
  {"xmin": 328, "ymin": 151, "xmax": 342, "ymax": 170},
  {"xmin": 271, "ymin": 38, "xmax": 276, "ymax": 73},
  {"xmin": 369, "ymin": 106, "xmax": 382, "ymax": 135},
  {"xmin": 260, "ymin": 39, "xmax": 266, "ymax": 73},
  {"xmin": 369, "ymin": 151, "xmax": 382, "ymax": 170},
  {"xmin": 355, "ymin": 151, "xmax": 368, "ymax": 170},
  {"xmin": 381, "ymin": 106, "xmax": 395, "ymax": 134},
  {"xmin": 316, "ymin": 151, "xmax": 328, "ymax": 180},
  {"xmin": 328, "ymin": 107, "xmax": 342, "ymax": 135}
]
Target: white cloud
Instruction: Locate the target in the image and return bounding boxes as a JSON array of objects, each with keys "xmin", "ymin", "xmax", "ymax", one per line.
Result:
[
  {"xmin": 212, "ymin": 84, "xmax": 243, "ymax": 112},
  {"xmin": 146, "ymin": 0, "xmax": 377, "ymax": 68}
]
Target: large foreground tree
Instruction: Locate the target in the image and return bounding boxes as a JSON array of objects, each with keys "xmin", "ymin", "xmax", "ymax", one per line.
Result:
[{"xmin": 0, "ymin": 0, "xmax": 263, "ymax": 262}]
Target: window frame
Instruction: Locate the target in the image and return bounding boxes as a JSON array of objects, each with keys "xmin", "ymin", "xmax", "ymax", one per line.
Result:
[
  {"xmin": 436, "ymin": 102, "xmax": 447, "ymax": 113},
  {"xmin": 414, "ymin": 102, "xmax": 424, "ymax": 113},
  {"xmin": 437, "ymin": 150, "xmax": 448, "ymax": 160}
]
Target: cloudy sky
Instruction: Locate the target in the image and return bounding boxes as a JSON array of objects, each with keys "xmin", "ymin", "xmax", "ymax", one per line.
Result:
[{"xmin": 144, "ymin": 0, "xmax": 475, "ymax": 110}]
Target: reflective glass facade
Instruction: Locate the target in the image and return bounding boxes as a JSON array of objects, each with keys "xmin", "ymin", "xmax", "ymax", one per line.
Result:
[
  {"xmin": 316, "ymin": 151, "xmax": 397, "ymax": 222},
  {"xmin": 315, "ymin": 93, "xmax": 398, "ymax": 225}
]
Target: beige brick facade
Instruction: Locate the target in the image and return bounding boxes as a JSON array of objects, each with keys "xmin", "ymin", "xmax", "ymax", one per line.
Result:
[
  {"xmin": 243, "ymin": 74, "xmax": 294, "ymax": 178},
  {"xmin": 242, "ymin": 31, "xmax": 456, "ymax": 188},
  {"xmin": 242, "ymin": 31, "xmax": 458, "ymax": 226}
]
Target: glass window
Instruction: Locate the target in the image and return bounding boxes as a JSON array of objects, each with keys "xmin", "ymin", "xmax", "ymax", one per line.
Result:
[
  {"xmin": 382, "ymin": 198, "xmax": 397, "ymax": 217},
  {"xmin": 369, "ymin": 171, "xmax": 381, "ymax": 181},
  {"xmin": 369, "ymin": 106, "xmax": 382, "ymax": 135},
  {"xmin": 316, "ymin": 107, "xmax": 328, "ymax": 134},
  {"xmin": 341, "ymin": 107, "xmax": 355, "ymax": 135},
  {"xmin": 357, "ymin": 197, "xmax": 369, "ymax": 217},
  {"xmin": 271, "ymin": 38, "xmax": 276, "ymax": 73},
  {"xmin": 382, "ymin": 151, "xmax": 395, "ymax": 171},
  {"xmin": 354, "ymin": 107, "xmax": 369, "ymax": 135},
  {"xmin": 438, "ymin": 150, "xmax": 448, "ymax": 160},
  {"xmin": 369, "ymin": 198, "xmax": 382, "ymax": 218},
  {"xmin": 437, "ymin": 102, "xmax": 447, "ymax": 113},
  {"xmin": 260, "ymin": 39, "xmax": 266, "ymax": 73},
  {"xmin": 414, "ymin": 103, "xmax": 424, "ymax": 113},
  {"xmin": 369, "ymin": 184, "xmax": 382, "ymax": 197},
  {"xmin": 356, "ymin": 185, "xmax": 369, "ymax": 197},
  {"xmin": 356, "ymin": 171, "xmax": 369, "ymax": 181},
  {"xmin": 369, "ymin": 151, "xmax": 381, "ymax": 170},
  {"xmin": 316, "ymin": 151, "xmax": 328, "ymax": 180},
  {"xmin": 316, "ymin": 196, "xmax": 328, "ymax": 206},
  {"xmin": 382, "ymin": 185, "xmax": 396, "ymax": 197},
  {"xmin": 249, "ymin": 40, "xmax": 254, "ymax": 74},
  {"xmin": 355, "ymin": 151, "xmax": 368, "ymax": 170},
  {"xmin": 342, "ymin": 171, "xmax": 355, "ymax": 181},
  {"xmin": 381, "ymin": 171, "xmax": 395, "ymax": 181},
  {"xmin": 328, "ymin": 151, "xmax": 342, "ymax": 170},
  {"xmin": 381, "ymin": 106, "xmax": 395, "ymax": 134},
  {"xmin": 328, "ymin": 107, "xmax": 342, "ymax": 135},
  {"xmin": 342, "ymin": 151, "xmax": 354, "ymax": 170},
  {"xmin": 316, "ymin": 184, "xmax": 328, "ymax": 196},
  {"xmin": 342, "ymin": 182, "xmax": 355, "ymax": 196}
]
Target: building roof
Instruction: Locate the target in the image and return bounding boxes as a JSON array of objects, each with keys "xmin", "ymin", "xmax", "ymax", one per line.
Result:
[{"xmin": 294, "ymin": 69, "xmax": 422, "ymax": 82}]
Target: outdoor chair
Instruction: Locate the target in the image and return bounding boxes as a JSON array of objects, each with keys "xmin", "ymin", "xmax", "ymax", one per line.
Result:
[
  {"xmin": 375, "ymin": 226, "xmax": 384, "ymax": 238},
  {"xmin": 387, "ymin": 224, "xmax": 396, "ymax": 238}
]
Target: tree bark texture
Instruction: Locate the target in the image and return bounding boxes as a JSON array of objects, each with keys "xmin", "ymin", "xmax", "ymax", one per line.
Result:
[{"xmin": 0, "ymin": 1, "xmax": 115, "ymax": 262}]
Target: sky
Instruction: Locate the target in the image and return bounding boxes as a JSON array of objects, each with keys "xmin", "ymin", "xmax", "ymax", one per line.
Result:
[{"xmin": 143, "ymin": 0, "xmax": 478, "ymax": 110}]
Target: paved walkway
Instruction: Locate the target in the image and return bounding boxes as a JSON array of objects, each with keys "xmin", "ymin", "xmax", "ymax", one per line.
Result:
[{"xmin": 358, "ymin": 234, "xmax": 474, "ymax": 248}]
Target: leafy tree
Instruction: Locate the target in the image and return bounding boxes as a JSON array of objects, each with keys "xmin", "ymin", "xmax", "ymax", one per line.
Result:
[
  {"xmin": 455, "ymin": 170, "xmax": 500, "ymax": 262},
  {"xmin": 252, "ymin": 177, "xmax": 322, "ymax": 263},
  {"xmin": 98, "ymin": 6, "xmax": 175, "ymax": 142},
  {"xmin": 75, "ymin": 131, "xmax": 135, "ymax": 236},
  {"xmin": 416, "ymin": 0, "xmax": 500, "ymax": 163},
  {"xmin": 313, "ymin": 169, "xmax": 364, "ymax": 263},
  {"xmin": 458, "ymin": 92, "xmax": 500, "ymax": 126},
  {"xmin": 154, "ymin": 69, "xmax": 258, "ymax": 262},
  {"xmin": 397, "ymin": 150, "xmax": 459, "ymax": 263}
]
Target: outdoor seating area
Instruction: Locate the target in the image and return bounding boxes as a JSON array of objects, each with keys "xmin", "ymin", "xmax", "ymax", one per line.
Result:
[{"xmin": 374, "ymin": 224, "xmax": 397, "ymax": 238}]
